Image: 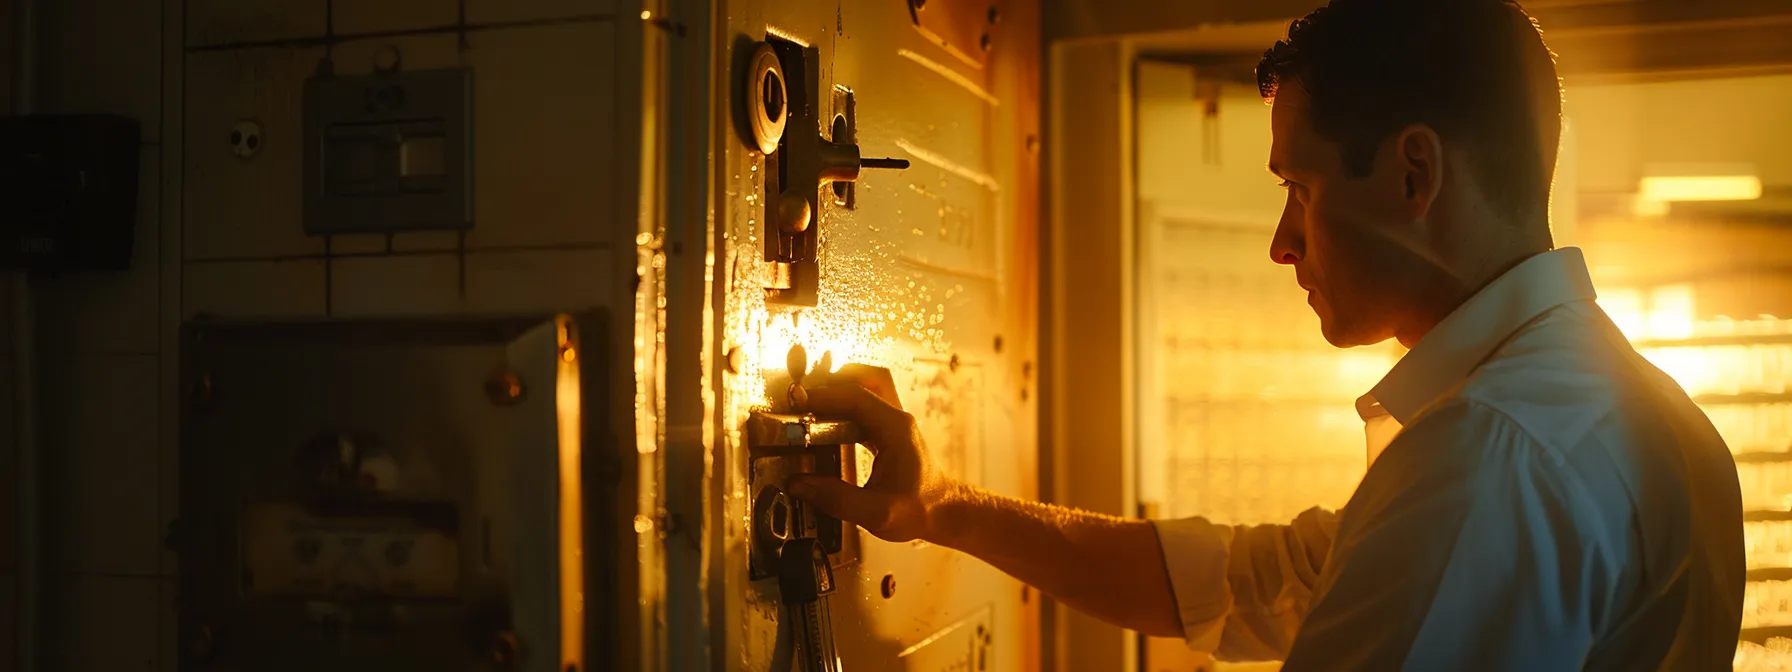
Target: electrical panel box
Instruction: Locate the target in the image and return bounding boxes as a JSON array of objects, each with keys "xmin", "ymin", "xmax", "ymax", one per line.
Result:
[
  {"xmin": 303, "ymin": 68, "xmax": 473, "ymax": 235},
  {"xmin": 174, "ymin": 314, "xmax": 628, "ymax": 672},
  {"xmin": 0, "ymin": 114, "xmax": 141, "ymax": 271}
]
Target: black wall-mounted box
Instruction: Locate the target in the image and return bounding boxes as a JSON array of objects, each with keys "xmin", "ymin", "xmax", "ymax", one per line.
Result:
[{"xmin": 0, "ymin": 114, "xmax": 141, "ymax": 271}]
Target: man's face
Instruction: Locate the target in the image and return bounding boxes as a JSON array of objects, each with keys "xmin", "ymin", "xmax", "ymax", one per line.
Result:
[{"xmin": 1267, "ymin": 85, "xmax": 1423, "ymax": 348}]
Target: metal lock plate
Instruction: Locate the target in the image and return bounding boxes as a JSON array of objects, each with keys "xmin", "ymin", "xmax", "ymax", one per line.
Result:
[
  {"xmin": 745, "ymin": 412, "xmax": 860, "ymax": 580},
  {"xmin": 747, "ymin": 37, "xmax": 908, "ymax": 307}
]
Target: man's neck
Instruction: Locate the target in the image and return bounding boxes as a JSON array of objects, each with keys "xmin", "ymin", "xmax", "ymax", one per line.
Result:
[{"xmin": 1394, "ymin": 238, "xmax": 1552, "ymax": 348}]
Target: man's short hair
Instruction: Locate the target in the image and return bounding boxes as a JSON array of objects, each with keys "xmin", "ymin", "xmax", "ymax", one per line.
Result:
[{"xmin": 1257, "ymin": 0, "xmax": 1564, "ymax": 222}]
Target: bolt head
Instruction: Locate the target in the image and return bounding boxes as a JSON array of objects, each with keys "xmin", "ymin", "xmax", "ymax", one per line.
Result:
[{"xmin": 484, "ymin": 370, "xmax": 525, "ymax": 405}]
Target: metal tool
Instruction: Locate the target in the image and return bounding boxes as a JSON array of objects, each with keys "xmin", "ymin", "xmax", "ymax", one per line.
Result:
[{"xmin": 779, "ymin": 537, "xmax": 841, "ymax": 672}]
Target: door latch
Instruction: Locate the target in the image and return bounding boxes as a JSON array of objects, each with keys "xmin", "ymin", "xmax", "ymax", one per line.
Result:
[{"xmin": 741, "ymin": 38, "xmax": 909, "ymax": 306}]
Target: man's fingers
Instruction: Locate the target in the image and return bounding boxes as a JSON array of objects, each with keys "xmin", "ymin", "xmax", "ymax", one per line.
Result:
[
  {"xmin": 804, "ymin": 384, "xmax": 908, "ymax": 432},
  {"xmin": 808, "ymin": 364, "xmax": 903, "ymax": 410},
  {"xmin": 787, "ymin": 474, "xmax": 898, "ymax": 533}
]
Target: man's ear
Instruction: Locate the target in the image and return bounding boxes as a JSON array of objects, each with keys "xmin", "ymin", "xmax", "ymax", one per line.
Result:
[{"xmin": 1395, "ymin": 124, "xmax": 1445, "ymax": 217}]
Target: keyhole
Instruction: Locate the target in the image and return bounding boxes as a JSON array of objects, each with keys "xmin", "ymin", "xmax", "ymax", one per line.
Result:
[
  {"xmin": 762, "ymin": 70, "xmax": 785, "ymax": 125},
  {"xmin": 770, "ymin": 499, "xmax": 789, "ymax": 538},
  {"xmin": 832, "ymin": 115, "xmax": 851, "ymax": 200}
]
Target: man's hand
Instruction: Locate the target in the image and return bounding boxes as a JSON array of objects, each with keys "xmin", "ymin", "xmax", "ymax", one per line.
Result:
[
  {"xmin": 790, "ymin": 364, "xmax": 1185, "ymax": 639},
  {"xmin": 788, "ymin": 364, "xmax": 960, "ymax": 544}
]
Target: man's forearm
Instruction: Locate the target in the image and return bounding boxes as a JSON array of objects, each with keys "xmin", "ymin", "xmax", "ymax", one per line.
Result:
[{"xmin": 926, "ymin": 484, "xmax": 1184, "ymax": 638}]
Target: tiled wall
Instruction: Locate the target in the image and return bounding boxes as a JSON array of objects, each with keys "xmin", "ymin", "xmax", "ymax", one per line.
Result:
[{"xmin": 17, "ymin": 0, "xmax": 629, "ymax": 667}]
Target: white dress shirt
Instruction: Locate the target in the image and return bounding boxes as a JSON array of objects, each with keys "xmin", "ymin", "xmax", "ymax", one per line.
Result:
[{"xmin": 1153, "ymin": 248, "xmax": 1745, "ymax": 670}]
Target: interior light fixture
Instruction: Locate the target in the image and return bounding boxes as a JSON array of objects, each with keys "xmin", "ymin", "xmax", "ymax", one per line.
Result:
[
  {"xmin": 1637, "ymin": 164, "xmax": 1763, "ymax": 202},
  {"xmin": 1638, "ymin": 175, "xmax": 1763, "ymax": 202}
]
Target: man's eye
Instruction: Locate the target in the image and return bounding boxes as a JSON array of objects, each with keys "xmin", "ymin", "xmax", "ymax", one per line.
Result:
[{"xmin": 1277, "ymin": 180, "xmax": 1294, "ymax": 189}]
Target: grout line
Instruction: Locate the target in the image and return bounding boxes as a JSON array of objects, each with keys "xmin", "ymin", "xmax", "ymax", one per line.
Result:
[
  {"xmin": 44, "ymin": 350, "xmax": 159, "ymax": 359},
  {"xmin": 181, "ymin": 242, "xmax": 613, "ymax": 264},
  {"xmin": 53, "ymin": 570, "xmax": 164, "ymax": 580},
  {"xmin": 184, "ymin": 13, "xmax": 617, "ymax": 53}
]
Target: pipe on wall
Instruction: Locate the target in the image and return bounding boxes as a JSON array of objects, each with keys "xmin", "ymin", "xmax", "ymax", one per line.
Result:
[{"xmin": 12, "ymin": 0, "xmax": 40, "ymax": 667}]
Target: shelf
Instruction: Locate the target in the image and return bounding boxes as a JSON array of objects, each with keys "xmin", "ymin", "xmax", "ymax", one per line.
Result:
[
  {"xmin": 1635, "ymin": 334, "xmax": 1792, "ymax": 349},
  {"xmin": 1737, "ymin": 452, "xmax": 1792, "ymax": 463},
  {"xmin": 1750, "ymin": 568, "xmax": 1792, "ymax": 582},
  {"xmin": 1695, "ymin": 393, "xmax": 1792, "ymax": 406},
  {"xmin": 1745, "ymin": 510, "xmax": 1792, "ymax": 522},
  {"xmin": 1742, "ymin": 625, "xmax": 1792, "ymax": 644}
]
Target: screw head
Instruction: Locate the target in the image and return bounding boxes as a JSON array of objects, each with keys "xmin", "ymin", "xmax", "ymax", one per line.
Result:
[
  {"xmin": 726, "ymin": 346, "xmax": 745, "ymax": 374},
  {"xmin": 187, "ymin": 374, "xmax": 215, "ymax": 410},
  {"xmin": 491, "ymin": 631, "xmax": 519, "ymax": 665},
  {"xmin": 881, "ymin": 573, "xmax": 897, "ymax": 599},
  {"xmin": 185, "ymin": 624, "xmax": 215, "ymax": 662},
  {"xmin": 484, "ymin": 370, "xmax": 525, "ymax": 405},
  {"xmin": 374, "ymin": 44, "xmax": 403, "ymax": 73}
]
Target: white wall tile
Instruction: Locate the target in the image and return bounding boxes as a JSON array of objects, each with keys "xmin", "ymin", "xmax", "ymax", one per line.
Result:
[
  {"xmin": 159, "ymin": 577, "xmax": 177, "ymax": 672},
  {"xmin": 184, "ymin": 47, "xmax": 327, "ymax": 260},
  {"xmin": 183, "ymin": 259, "xmax": 327, "ymax": 318},
  {"xmin": 467, "ymin": 0, "xmax": 614, "ymax": 25},
  {"xmin": 329, "ymin": 254, "xmax": 463, "ymax": 316},
  {"xmin": 158, "ymin": 401, "xmax": 177, "ymax": 577},
  {"xmin": 39, "ymin": 0, "xmax": 162, "ymax": 141},
  {"xmin": 330, "ymin": 32, "xmax": 460, "ymax": 76},
  {"xmin": 41, "ymin": 355, "xmax": 161, "ymax": 577},
  {"xmin": 393, "ymin": 231, "xmax": 464, "ymax": 252},
  {"xmin": 0, "ymin": 573, "xmax": 15, "ymax": 665},
  {"xmin": 0, "ymin": 368, "xmax": 14, "ymax": 573},
  {"xmin": 34, "ymin": 148, "xmax": 162, "ymax": 356},
  {"xmin": 45, "ymin": 575, "xmax": 159, "ymax": 670},
  {"xmin": 333, "ymin": 0, "xmax": 459, "ymax": 35},
  {"xmin": 187, "ymin": 0, "xmax": 326, "ymax": 47},
  {"xmin": 328, "ymin": 234, "xmax": 390, "ymax": 255},
  {"xmin": 464, "ymin": 23, "xmax": 616, "ymax": 249},
  {"xmin": 465, "ymin": 248, "xmax": 613, "ymax": 314}
]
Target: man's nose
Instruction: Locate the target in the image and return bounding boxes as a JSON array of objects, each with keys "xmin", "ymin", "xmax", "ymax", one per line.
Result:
[{"xmin": 1269, "ymin": 211, "xmax": 1302, "ymax": 265}]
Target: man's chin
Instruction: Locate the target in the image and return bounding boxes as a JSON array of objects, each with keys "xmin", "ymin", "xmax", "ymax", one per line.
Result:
[{"xmin": 1317, "ymin": 318, "xmax": 1370, "ymax": 349}]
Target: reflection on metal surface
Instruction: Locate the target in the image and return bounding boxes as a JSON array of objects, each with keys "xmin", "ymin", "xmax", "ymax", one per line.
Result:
[
  {"xmin": 554, "ymin": 314, "xmax": 586, "ymax": 671},
  {"xmin": 897, "ymin": 604, "xmax": 993, "ymax": 667},
  {"xmin": 895, "ymin": 138, "xmax": 1002, "ymax": 192},
  {"xmin": 746, "ymin": 42, "xmax": 790, "ymax": 155},
  {"xmin": 897, "ymin": 48, "xmax": 1000, "ymax": 105},
  {"xmin": 908, "ymin": 0, "xmax": 999, "ymax": 69},
  {"xmin": 747, "ymin": 412, "xmax": 863, "ymax": 454}
]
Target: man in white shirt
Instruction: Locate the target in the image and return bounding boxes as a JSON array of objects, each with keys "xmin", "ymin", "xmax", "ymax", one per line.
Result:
[{"xmin": 788, "ymin": 0, "xmax": 1745, "ymax": 668}]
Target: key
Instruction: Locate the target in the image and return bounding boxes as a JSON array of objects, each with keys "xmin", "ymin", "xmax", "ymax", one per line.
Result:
[{"xmin": 779, "ymin": 537, "xmax": 840, "ymax": 672}]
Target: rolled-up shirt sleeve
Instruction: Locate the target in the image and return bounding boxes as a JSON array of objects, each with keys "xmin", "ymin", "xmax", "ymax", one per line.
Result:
[{"xmin": 1153, "ymin": 506, "xmax": 1340, "ymax": 660}]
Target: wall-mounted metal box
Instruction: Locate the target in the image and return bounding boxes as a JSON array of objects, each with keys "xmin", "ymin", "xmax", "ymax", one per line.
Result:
[
  {"xmin": 174, "ymin": 313, "xmax": 629, "ymax": 672},
  {"xmin": 0, "ymin": 114, "xmax": 141, "ymax": 271},
  {"xmin": 303, "ymin": 68, "xmax": 473, "ymax": 235}
]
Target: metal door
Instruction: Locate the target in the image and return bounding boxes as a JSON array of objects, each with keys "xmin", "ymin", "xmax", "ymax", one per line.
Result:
[{"xmin": 655, "ymin": 0, "xmax": 1042, "ymax": 669}]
